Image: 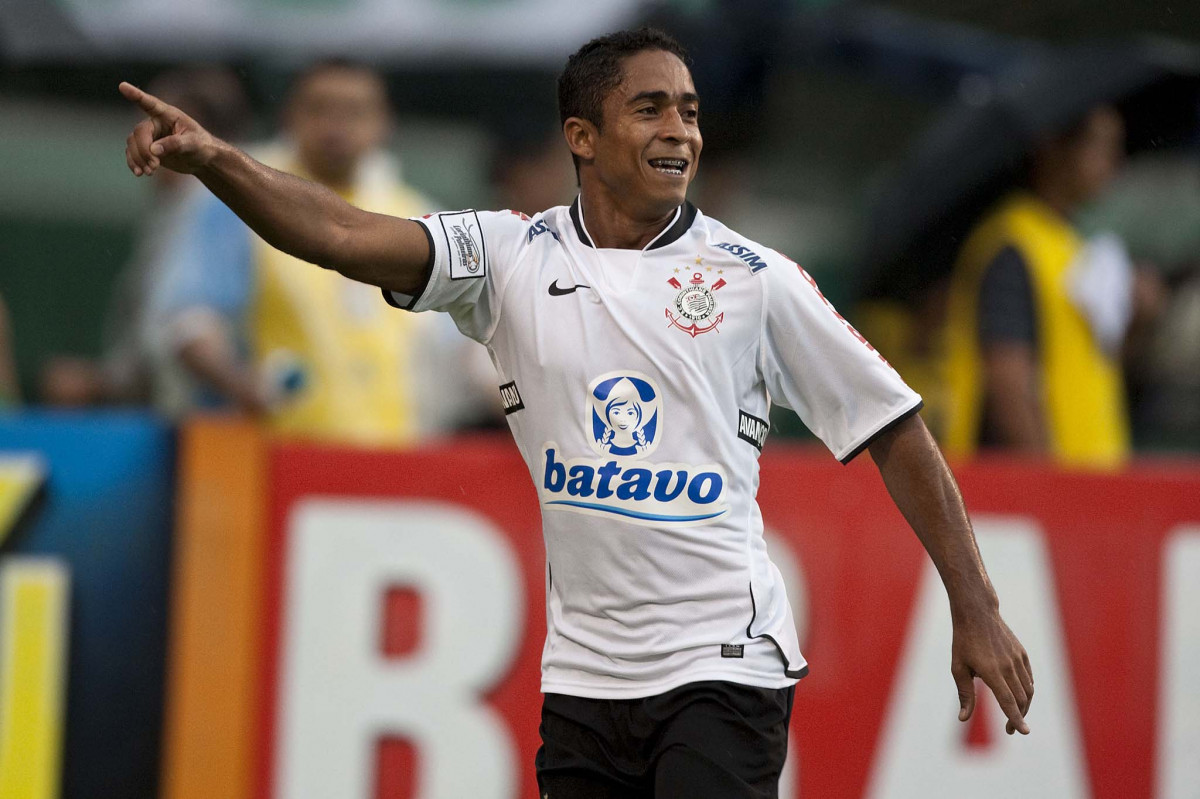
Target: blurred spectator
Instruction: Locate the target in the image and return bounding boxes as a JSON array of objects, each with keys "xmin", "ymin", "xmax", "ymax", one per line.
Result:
[
  {"xmin": 148, "ymin": 59, "xmax": 499, "ymax": 445},
  {"xmin": 939, "ymin": 104, "xmax": 1163, "ymax": 467},
  {"xmin": 1140, "ymin": 264, "xmax": 1200, "ymax": 451},
  {"xmin": 39, "ymin": 66, "xmax": 249, "ymax": 408},
  {"xmin": 0, "ymin": 293, "xmax": 18, "ymax": 406},
  {"xmin": 1080, "ymin": 151, "xmax": 1200, "ymax": 451}
]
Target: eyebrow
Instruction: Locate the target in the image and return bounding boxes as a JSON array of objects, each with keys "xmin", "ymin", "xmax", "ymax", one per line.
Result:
[{"xmin": 627, "ymin": 90, "xmax": 700, "ymax": 106}]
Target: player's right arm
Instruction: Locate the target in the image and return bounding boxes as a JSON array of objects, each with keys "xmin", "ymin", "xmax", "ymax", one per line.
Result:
[{"xmin": 119, "ymin": 82, "xmax": 429, "ymax": 295}]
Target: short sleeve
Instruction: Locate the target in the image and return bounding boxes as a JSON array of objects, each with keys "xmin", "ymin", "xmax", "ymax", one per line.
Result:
[
  {"xmin": 151, "ymin": 192, "xmax": 254, "ymax": 321},
  {"xmin": 763, "ymin": 258, "xmax": 923, "ymax": 463},
  {"xmin": 382, "ymin": 209, "xmax": 529, "ymax": 344}
]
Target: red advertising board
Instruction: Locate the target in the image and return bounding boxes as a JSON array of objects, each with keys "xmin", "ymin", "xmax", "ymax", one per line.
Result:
[{"xmin": 164, "ymin": 421, "xmax": 1200, "ymax": 799}]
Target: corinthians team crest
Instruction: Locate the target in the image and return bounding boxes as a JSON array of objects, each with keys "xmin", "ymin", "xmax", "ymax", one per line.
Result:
[{"xmin": 666, "ymin": 271, "xmax": 726, "ymax": 337}]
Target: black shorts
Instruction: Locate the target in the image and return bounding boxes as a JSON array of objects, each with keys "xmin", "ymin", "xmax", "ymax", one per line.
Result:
[{"xmin": 535, "ymin": 680, "xmax": 795, "ymax": 799}]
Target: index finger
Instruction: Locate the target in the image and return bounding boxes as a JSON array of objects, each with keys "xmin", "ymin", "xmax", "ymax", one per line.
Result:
[{"xmin": 118, "ymin": 82, "xmax": 172, "ymax": 118}]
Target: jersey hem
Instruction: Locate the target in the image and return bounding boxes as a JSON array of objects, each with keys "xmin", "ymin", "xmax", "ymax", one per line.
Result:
[
  {"xmin": 540, "ymin": 668, "xmax": 802, "ymax": 700},
  {"xmin": 746, "ymin": 581, "xmax": 808, "ymax": 678}
]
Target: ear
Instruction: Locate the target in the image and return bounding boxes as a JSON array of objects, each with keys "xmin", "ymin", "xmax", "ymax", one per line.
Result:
[{"xmin": 563, "ymin": 116, "xmax": 597, "ymax": 163}]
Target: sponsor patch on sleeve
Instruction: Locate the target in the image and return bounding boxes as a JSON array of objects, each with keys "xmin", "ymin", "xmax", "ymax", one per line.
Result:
[
  {"xmin": 737, "ymin": 410, "xmax": 770, "ymax": 452},
  {"xmin": 499, "ymin": 381, "xmax": 524, "ymax": 415},
  {"xmin": 439, "ymin": 210, "xmax": 488, "ymax": 280}
]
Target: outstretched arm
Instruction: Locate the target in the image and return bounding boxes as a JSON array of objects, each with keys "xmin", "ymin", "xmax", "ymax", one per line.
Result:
[
  {"xmin": 868, "ymin": 413, "xmax": 1034, "ymax": 735},
  {"xmin": 119, "ymin": 82, "xmax": 430, "ymax": 295}
]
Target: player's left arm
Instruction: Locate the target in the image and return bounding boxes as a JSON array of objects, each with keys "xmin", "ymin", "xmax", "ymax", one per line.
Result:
[{"xmin": 868, "ymin": 413, "xmax": 1034, "ymax": 735}]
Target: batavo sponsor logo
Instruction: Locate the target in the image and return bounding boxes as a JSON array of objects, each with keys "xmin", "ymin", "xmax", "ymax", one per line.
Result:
[
  {"xmin": 714, "ymin": 241, "xmax": 769, "ymax": 272},
  {"xmin": 538, "ymin": 371, "xmax": 729, "ymax": 526},
  {"xmin": 540, "ymin": 446, "xmax": 728, "ymax": 525}
]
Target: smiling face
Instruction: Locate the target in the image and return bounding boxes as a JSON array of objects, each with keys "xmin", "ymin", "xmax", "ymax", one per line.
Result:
[{"xmin": 570, "ymin": 49, "xmax": 702, "ymax": 219}]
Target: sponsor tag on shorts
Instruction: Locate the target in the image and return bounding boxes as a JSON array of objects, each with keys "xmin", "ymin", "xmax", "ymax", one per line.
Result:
[{"xmin": 721, "ymin": 644, "xmax": 744, "ymax": 659}]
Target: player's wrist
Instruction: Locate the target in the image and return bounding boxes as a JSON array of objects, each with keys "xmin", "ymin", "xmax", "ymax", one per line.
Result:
[
  {"xmin": 194, "ymin": 138, "xmax": 240, "ymax": 178},
  {"xmin": 947, "ymin": 580, "xmax": 1000, "ymax": 624}
]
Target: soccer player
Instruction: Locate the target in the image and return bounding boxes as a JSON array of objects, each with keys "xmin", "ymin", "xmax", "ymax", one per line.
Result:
[{"xmin": 122, "ymin": 28, "xmax": 1033, "ymax": 799}]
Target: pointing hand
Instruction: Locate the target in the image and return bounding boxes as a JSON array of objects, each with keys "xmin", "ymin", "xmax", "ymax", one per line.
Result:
[{"xmin": 120, "ymin": 82, "xmax": 222, "ymax": 177}]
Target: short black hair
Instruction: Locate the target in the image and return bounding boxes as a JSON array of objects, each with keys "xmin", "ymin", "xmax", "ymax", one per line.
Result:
[{"xmin": 557, "ymin": 28, "xmax": 690, "ymax": 173}]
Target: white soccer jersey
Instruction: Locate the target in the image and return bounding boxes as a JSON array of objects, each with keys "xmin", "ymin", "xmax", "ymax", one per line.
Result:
[{"xmin": 385, "ymin": 198, "xmax": 922, "ymax": 699}]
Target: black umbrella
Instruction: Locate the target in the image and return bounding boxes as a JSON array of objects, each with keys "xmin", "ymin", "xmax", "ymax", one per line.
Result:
[{"xmin": 862, "ymin": 39, "xmax": 1200, "ymax": 302}]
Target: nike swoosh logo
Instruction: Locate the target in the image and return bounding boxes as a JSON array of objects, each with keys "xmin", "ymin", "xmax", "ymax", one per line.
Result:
[{"xmin": 548, "ymin": 279, "xmax": 591, "ymax": 296}]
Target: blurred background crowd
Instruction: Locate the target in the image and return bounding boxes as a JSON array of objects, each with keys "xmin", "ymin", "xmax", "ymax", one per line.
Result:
[{"xmin": 3, "ymin": 0, "xmax": 1200, "ymax": 464}]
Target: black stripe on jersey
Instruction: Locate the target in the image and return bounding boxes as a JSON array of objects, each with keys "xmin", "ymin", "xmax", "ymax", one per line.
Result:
[
  {"xmin": 568, "ymin": 197, "xmax": 698, "ymax": 251},
  {"xmin": 747, "ymin": 583, "xmax": 810, "ymax": 680},
  {"xmin": 648, "ymin": 201, "xmax": 698, "ymax": 250},
  {"xmin": 838, "ymin": 399, "xmax": 925, "ymax": 465},
  {"xmin": 569, "ymin": 197, "xmax": 594, "ymax": 247},
  {"xmin": 380, "ymin": 221, "xmax": 436, "ymax": 311}
]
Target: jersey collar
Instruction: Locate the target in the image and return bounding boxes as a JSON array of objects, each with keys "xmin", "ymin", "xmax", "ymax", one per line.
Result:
[{"xmin": 569, "ymin": 196, "xmax": 699, "ymax": 251}]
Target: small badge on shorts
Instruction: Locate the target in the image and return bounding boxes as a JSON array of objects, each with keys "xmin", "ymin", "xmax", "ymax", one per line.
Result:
[{"xmin": 721, "ymin": 644, "xmax": 744, "ymax": 659}]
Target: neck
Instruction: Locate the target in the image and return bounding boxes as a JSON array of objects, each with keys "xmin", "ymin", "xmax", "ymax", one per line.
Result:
[{"xmin": 578, "ymin": 182, "xmax": 679, "ymax": 249}]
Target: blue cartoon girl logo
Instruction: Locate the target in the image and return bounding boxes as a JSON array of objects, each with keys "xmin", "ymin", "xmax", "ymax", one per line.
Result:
[{"xmin": 588, "ymin": 372, "xmax": 661, "ymax": 459}]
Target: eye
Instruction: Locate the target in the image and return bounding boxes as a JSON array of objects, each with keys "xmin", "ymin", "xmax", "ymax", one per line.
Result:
[
  {"xmin": 682, "ymin": 108, "xmax": 699, "ymax": 121},
  {"xmin": 637, "ymin": 106, "xmax": 657, "ymax": 115}
]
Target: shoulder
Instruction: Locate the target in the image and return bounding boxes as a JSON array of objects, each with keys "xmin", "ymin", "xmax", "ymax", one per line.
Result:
[
  {"xmin": 457, "ymin": 205, "xmax": 573, "ymax": 257},
  {"xmin": 699, "ymin": 214, "xmax": 840, "ymax": 314},
  {"xmin": 418, "ymin": 207, "xmax": 551, "ymax": 286},
  {"xmin": 419, "ymin": 207, "xmax": 536, "ymax": 244},
  {"xmin": 691, "ymin": 211, "xmax": 829, "ymax": 310},
  {"xmin": 695, "ymin": 212, "xmax": 791, "ymax": 277}
]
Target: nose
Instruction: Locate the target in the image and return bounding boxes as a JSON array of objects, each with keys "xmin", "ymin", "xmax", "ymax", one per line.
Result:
[{"xmin": 659, "ymin": 108, "xmax": 690, "ymax": 142}]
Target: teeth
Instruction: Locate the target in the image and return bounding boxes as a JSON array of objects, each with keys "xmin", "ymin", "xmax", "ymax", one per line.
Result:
[{"xmin": 650, "ymin": 158, "xmax": 686, "ymax": 175}]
